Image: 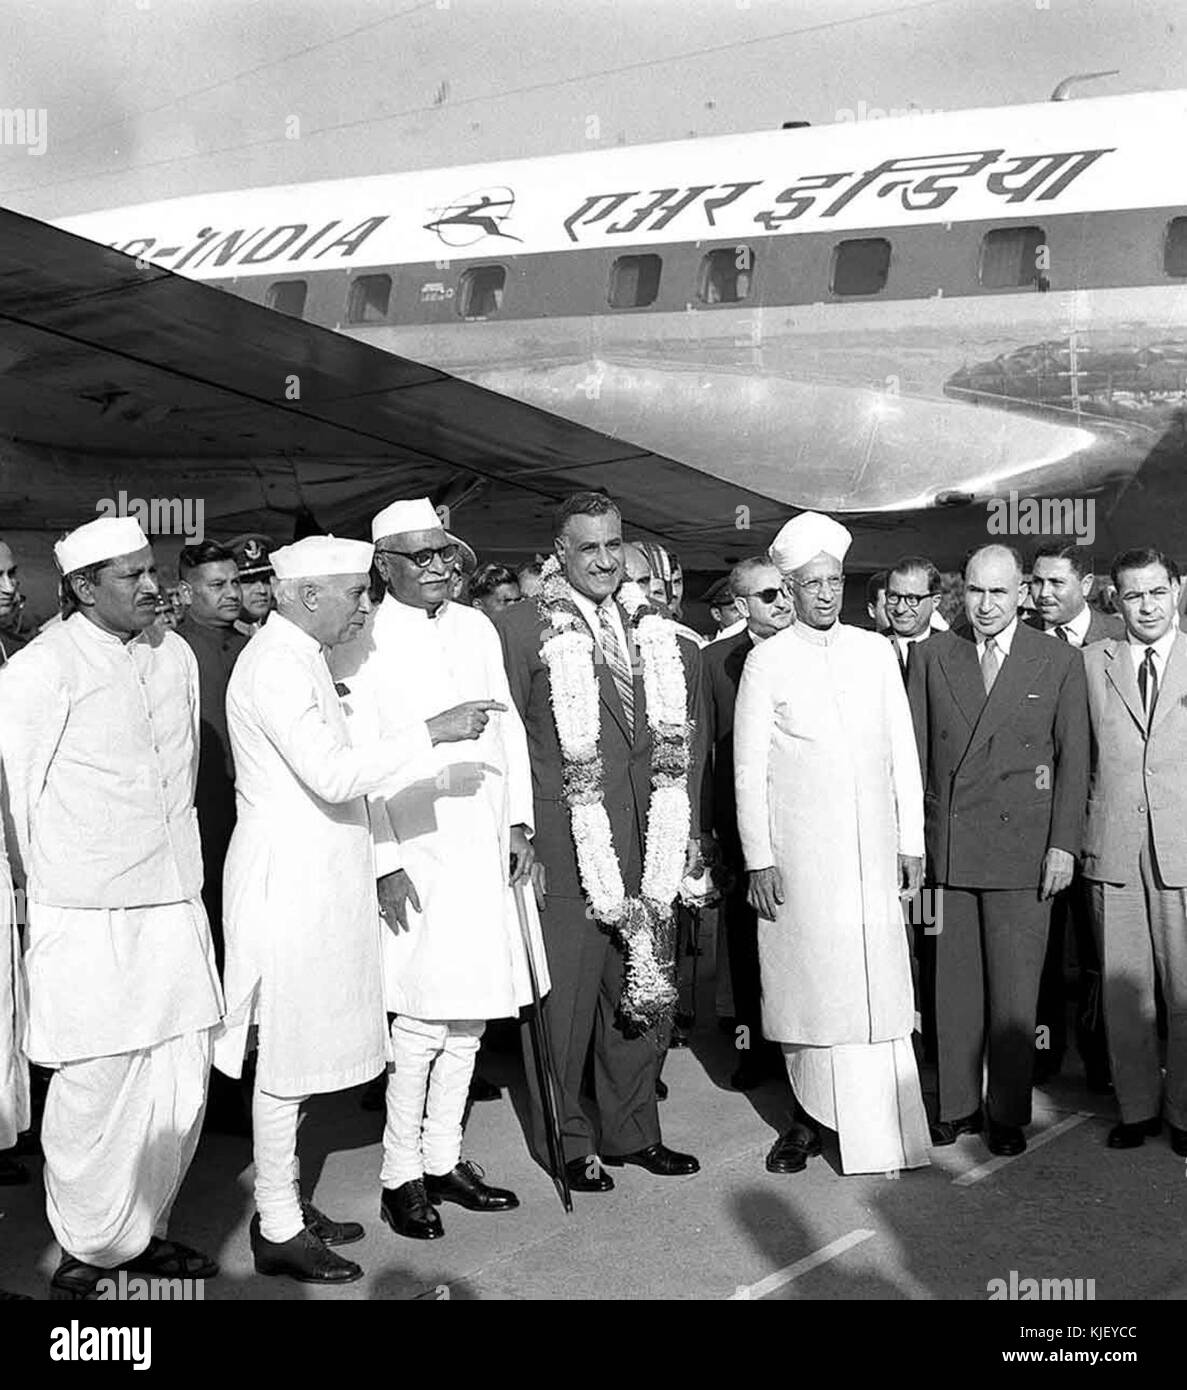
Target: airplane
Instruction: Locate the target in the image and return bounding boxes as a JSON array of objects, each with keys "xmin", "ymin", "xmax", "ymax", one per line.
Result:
[{"xmin": 2, "ymin": 85, "xmax": 1186, "ymax": 617}]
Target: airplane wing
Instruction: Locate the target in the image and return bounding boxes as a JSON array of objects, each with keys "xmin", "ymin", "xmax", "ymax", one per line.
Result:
[{"xmin": 0, "ymin": 207, "xmax": 791, "ymax": 566}]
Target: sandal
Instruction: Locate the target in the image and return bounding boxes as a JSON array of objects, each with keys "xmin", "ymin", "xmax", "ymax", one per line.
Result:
[
  {"xmin": 49, "ymin": 1255, "xmax": 107, "ymax": 1301},
  {"xmin": 122, "ymin": 1236, "xmax": 219, "ymax": 1280}
]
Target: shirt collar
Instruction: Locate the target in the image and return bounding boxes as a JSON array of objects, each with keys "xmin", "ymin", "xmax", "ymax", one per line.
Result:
[
  {"xmin": 1045, "ymin": 604, "xmax": 1091, "ymax": 644},
  {"xmin": 792, "ymin": 618, "xmax": 841, "ymax": 647},
  {"xmin": 570, "ymin": 588, "xmax": 615, "ymax": 627},
  {"xmin": 70, "ymin": 610, "xmax": 153, "ymax": 650},
  {"xmin": 1128, "ymin": 625, "xmax": 1178, "ymax": 665},
  {"xmin": 976, "ymin": 615, "xmax": 1018, "ymax": 657}
]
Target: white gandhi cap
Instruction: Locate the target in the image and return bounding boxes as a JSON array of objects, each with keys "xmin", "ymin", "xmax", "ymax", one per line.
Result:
[
  {"xmin": 768, "ymin": 511, "xmax": 853, "ymax": 573},
  {"xmin": 270, "ymin": 535, "xmax": 374, "ymax": 579},
  {"xmin": 54, "ymin": 516, "xmax": 151, "ymax": 575},
  {"xmin": 371, "ymin": 497, "xmax": 443, "ymax": 542}
]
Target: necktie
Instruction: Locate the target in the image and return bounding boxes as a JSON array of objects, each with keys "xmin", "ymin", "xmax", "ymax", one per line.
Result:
[
  {"xmin": 1139, "ymin": 647, "xmax": 1159, "ymax": 722},
  {"xmin": 598, "ymin": 604, "xmax": 635, "ymax": 735},
  {"xmin": 1055, "ymin": 625, "xmax": 1070, "ymax": 643},
  {"xmin": 980, "ymin": 636, "xmax": 1000, "ymax": 695}
]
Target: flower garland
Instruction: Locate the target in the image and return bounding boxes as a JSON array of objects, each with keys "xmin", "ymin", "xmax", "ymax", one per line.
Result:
[{"xmin": 537, "ymin": 555, "xmax": 693, "ymax": 1032}]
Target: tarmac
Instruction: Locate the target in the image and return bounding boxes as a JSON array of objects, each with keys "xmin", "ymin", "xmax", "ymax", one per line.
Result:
[{"xmin": 2, "ymin": 954, "xmax": 1183, "ymax": 1302}]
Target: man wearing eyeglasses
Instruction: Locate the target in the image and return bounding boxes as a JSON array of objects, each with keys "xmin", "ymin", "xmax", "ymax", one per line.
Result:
[
  {"xmin": 332, "ymin": 498, "xmax": 542, "ymax": 1241},
  {"xmin": 701, "ymin": 558, "xmax": 794, "ymax": 1092},
  {"xmin": 734, "ymin": 513, "xmax": 930, "ymax": 1177},
  {"xmin": 1081, "ymin": 548, "xmax": 1187, "ymax": 1158},
  {"xmin": 884, "ymin": 557, "xmax": 942, "ymax": 684}
]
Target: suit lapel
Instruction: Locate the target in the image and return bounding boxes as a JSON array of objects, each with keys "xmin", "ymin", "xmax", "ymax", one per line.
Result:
[
  {"xmin": 1149, "ymin": 633, "xmax": 1187, "ymax": 733},
  {"xmin": 964, "ymin": 623, "xmax": 1046, "ymax": 762},
  {"xmin": 1103, "ymin": 639, "xmax": 1147, "ymax": 735},
  {"xmin": 937, "ymin": 632, "xmax": 987, "ymax": 735}
]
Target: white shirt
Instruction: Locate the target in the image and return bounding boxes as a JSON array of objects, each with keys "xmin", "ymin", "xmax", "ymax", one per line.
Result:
[
  {"xmin": 975, "ymin": 616, "xmax": 1019, "ymax": 665},
  {"xmin": 571, "ymin": 587, "xmax": 630, "ymax": 656},
  {"xmin": 0, "ymin": 612, "xmax": 203, "ymax": 908},
  {"xmin": 1041, "ymin": 603, "xmax": 1092, "ymax": 647}
]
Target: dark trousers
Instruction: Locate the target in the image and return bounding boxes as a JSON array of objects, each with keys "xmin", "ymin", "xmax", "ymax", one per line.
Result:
[
  {"xmin": 935, "ymin": 887, "xmax": 1052, "ymax": 1127},
  {"xmin": 1035, "ymin": 880, "xmax": 1110, "ymax": 1080},
  {"xmin": 521, "ymin": 894, "xmax": 662, "ymax": 1165}
]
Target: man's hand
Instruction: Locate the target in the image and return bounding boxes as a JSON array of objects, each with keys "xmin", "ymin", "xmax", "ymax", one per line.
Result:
[
  {"xmin": 426, "ymin": 699, "xmax": 507, "ymax": 745},
  {"xmin": 378, "ymin": 869, "xmax": 420, "ymax": 932},
  {"xmin": 1040, "ymin": 847, "xmax": 1075, "ymax": 899},
  {"xmin": 530, "ymin": 860, "xmax": 547, "ymax": 909},
  {"xmin": 898, "ymin": 853, "xmax": 923, "ymax": 900},
  {"xmin": 509, "ymin": 824, "xmax": 535, "ymax": 885},
  {"xmin": 747, "ymin": 865, "xmax": 785, "ymax": 922}
]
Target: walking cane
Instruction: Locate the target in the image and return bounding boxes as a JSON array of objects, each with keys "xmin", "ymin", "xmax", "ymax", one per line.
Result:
[{"xmin": 512, "ymin": 878, "xmax": 573, "ymax": 1213}]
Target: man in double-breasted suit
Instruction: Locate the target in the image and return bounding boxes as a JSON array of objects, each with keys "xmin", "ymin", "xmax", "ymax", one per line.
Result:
[
  {"xmin": 700, "ymin": 557, "xmax": 793, "ymax": 1089},
  {"xmin": 498, "ymin": 492, "xmax": 702, "ymax": 1191},
  {"xmin": 1082, "ymin": 548, "xmax": 1187, "ymax": 1156},
  {"xmin": 908, "ymin": 544, "xmax": 1089, "ymax": 1156}
]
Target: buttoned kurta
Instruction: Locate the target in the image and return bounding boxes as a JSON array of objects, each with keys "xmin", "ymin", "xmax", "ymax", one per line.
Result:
[
  {"xmin": 733, "ymin": 620, "xmax": 924, "ymax": 1045},
  {"xmin": 0, "ymin": 614, "xmax": 221, "ymax": 1064},
  {"xmin": 217, "ymin": 613, "xmax": 434, "ymax": 1096},
  {"xmin": 332, "ymin": 598, "xmax": 548, "ymax": 1021}
]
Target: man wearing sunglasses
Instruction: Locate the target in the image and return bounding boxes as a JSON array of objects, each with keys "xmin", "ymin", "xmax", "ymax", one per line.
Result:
[
  {"xmin": 332, "ymin": 498, "xmax": 542, "ymax": 1242},
  {"xmin": 701, "ymin": 558, "xmax": 794, "ymax": 1092}
]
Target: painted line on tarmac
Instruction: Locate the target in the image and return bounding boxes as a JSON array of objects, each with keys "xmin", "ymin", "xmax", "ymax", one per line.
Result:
[
  {"xmin": 952, "ymin": 1111, "xmax": 1094, "ymax": 1188},
  {"xmin": 728, "ymin": 1227, "xmax": 876, "ymax": 1300}
]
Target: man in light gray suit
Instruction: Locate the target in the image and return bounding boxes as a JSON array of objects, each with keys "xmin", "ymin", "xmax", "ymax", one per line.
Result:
[{"xmin": 1082, "ymin": 547, "xmax": 1187, "ymax": 1156}]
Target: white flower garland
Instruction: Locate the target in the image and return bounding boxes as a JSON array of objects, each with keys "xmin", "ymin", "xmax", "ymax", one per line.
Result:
[{"xmin": 537, "ymin": 556, "xmax": 692, "ymax": 1032}]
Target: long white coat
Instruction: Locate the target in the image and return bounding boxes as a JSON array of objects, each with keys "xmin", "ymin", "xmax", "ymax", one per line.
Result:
[
  {"xmin": 332, "ymin": 598, "xmax": 549, "ymax": 1021},
  {"xmin": 0, "ymin": 829, "xmax": 27, "ymax": 1151},
  {"xmin": 216, "ymin": 613, "xmax": 434, "ymax": 1096},
  {"xmin": 733, "ymin": 621, "xmax": 924, "ymax": 1046}
]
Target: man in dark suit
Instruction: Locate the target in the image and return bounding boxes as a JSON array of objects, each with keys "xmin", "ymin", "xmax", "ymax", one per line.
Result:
[
  {"xmin": 498, "ymin": 492, "xmax": 701, "ymax": 1191},
  {"xmin": 1027, "ymin": 541, "xmax": 1123, "ymax": 1090},
  {"xmin": 908, "ymin": 544, "xmax": 1089, "ymax": 1156},
  {"xmin": 885, "ymin": 556, "xmax": 943, "ymax": 685},
  {"xmin": 701, "ymin": 556, "xmax": 794, "ymax": 1089}
]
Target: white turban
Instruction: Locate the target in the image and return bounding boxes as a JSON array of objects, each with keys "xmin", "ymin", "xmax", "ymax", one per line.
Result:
[
  {"xmin": 768, "ymin": 512, "xmax": 852, "ymax": 574},
  {"xmin": 271, "ymin": 535, "xmax": 374, "ymax": 579},
  {"xmin": 55, "ymin": 517, "xmax": 150, "ymax": 575},
  {"xmin": 371, "ymin": 497, "xmax": 443, "ymax": 542}
]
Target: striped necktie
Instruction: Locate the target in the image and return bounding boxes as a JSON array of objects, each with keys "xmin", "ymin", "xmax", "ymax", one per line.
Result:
[
  {"xmin": 1054, "ymin": 625, "xmax": 1071, "ymax": 643},
  {"xmin": 597, "ymin": 604, "xmax": 635, "ymax": 735}
]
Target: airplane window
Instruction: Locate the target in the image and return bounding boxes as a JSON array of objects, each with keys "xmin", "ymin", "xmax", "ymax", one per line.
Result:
[
  {"xmin": 265, "ymin": 280, "xmax": 308, "ymax": 318},
  {"xmin": 347, "ymin": 274, "xmax": 392, "ymax": 323},
  {"xmin": 1165, "ymin": 218, "xmax": 1187, "ymax": 277},
  {"xmin": 609, "ymin": 254, "xmax": 662, "ymax": 309},
  {"xmin": 699, "ymin": 247, "xmax": 754, "ymax": 304},
  {"xmin": 979, "ymin": 227, "xmax": 1047, "ymax": 289},
  {"xmin": 458, "ymin": 265, "xmax": 506, "ymax": 318},
  {"xmin": 830, "ymin": 239, "xmax": 891, "ymax": 296}
]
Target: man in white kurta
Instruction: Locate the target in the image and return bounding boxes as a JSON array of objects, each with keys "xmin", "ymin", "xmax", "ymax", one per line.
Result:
[
  {"xmin": 0, "ymin": 516, "xmax": 223, "ymax": 1297},
  {"xmin": 0, "ymin": 797, "xmax": 31, "ymax": 1299},
  {"xmin": 332, "ymin": 498, "xmax": 545, "ymax": 1241},
  {"xmin": 217, "ymin": 533, "xmax": 500, "ymax": 1283},
  {"xmin": 733, "ymin": 512, "xmax": 930, "ymax": 1176}
]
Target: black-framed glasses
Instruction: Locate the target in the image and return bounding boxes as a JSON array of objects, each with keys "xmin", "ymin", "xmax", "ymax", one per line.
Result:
[
  {"xmin": 375, "ymin": 543, "xmax": 459, "ymax": 570},
  {"xmin": 885, "ymin": 590, "xmax": 936, "ymax": 610}
]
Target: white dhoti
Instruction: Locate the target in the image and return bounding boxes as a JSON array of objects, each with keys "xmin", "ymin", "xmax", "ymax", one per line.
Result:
[
  {"xmin": 43, "ymin": 1030, "xmax": 211, "ymax": 1267},
  {"xmin": 1, "ymin": 888, "xmax": 28, "ymax": 1152},
  {"xmin": 380, "ymin": 1016, "xmax": 484, "ymax": 1187},
  {"xmin": 784, "ymin": 1039, "xmax": 930, "ymax": 1174}
]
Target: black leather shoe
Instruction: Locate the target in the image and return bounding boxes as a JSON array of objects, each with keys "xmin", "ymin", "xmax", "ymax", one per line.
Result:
[
  {"xmin": 564, "ymin": 1156, "xmax": 615, "ymax": 1192},
  {"xmin": 250, "ymin": 1215, "xmax": 363, "ymax": 1283},
  {"xmin": 1106, "ymin": 1116, "xmax": 1160, "ymax": 1149},
  {"xmin": 1170, "ymin": 1125, "xmax": 1187, "ymax": 1157},
  {"xmin": 380, "ymin": 1180, "xmax": 444, "ymax": 1240},
  {"xmin": 0, "ymin": 1154, "xmax": 29, "ymax": 1185},
  {"xmin": 929, "ymin": 1108, "xmax": 984, "ymax": 1146},
  {"xmin": 986, "ymin": 1122, "xmax": 1026, "ymax": 1157},
  {"xmin": 765, "ymin": 1124, "xmax": 822, "ymax": 1174},
  {"xmin": 602, "ymin": 1143, "xmax": 699, "ymax": 1176},
  {"xmin": 301, "ymin": 1198, "xmax": 364, "ymax": 1246},
  {"xmin": 425, "ymin": 1160, "xmax": 519, "ymax": 1212}
]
